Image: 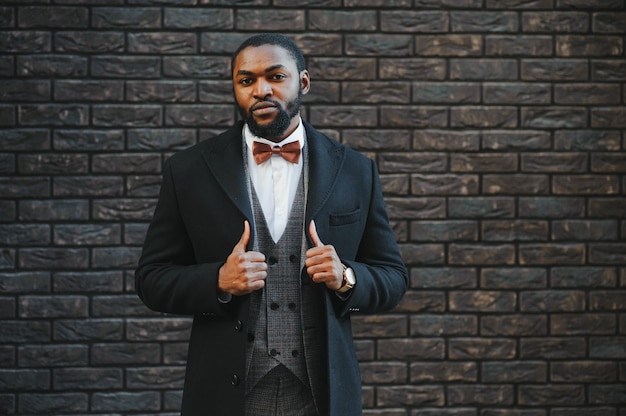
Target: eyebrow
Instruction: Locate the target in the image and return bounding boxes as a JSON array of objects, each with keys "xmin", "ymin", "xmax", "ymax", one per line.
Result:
[{"xmin": 236, "ymin": 64, "xmax": 286, "ymax": 77}]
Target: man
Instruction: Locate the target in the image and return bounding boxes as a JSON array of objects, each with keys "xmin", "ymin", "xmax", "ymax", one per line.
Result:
[{"xmin": 135, "ymin": 33, "xmax": 408, "ymax": 416}]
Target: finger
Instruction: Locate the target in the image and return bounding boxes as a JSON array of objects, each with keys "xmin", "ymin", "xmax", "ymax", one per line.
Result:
[
  {"xmin": 309, "ymin": 220, "xmax": 323, "ymax": 247},
  {"xmin": 235, "ymin": 220, "xmax": 251, "ymax": 252}
]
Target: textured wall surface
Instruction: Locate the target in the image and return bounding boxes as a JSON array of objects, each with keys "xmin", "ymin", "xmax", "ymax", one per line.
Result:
[{"xmin": 1, "ymin": 0, "xmax": 625, "ymax": 415}]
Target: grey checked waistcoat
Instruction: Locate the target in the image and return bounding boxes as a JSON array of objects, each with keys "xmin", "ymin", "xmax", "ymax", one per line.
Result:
[{"xmin": 244, "ymin": 147, "xmax": 327, "ymax": 413}]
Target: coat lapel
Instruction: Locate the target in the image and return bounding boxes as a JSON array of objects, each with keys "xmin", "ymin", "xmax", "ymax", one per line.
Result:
[
  {"xmin": 303, "ymin": 121, "xmax": 345, "ymax": 224},
  {"xmin": 199, "ymin": 122, "xmax": 254, "ymax": 224}
]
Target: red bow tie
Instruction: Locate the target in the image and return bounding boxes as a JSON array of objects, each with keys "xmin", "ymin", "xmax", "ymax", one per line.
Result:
[{"xmin": 252, "ymin": 141, "xmax": 301, "ymax": 165}]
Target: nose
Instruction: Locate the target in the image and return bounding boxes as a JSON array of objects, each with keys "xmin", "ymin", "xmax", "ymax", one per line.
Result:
[{"xmin": 253, "ymin": 79, "xmax": 272, "ymax": 99}]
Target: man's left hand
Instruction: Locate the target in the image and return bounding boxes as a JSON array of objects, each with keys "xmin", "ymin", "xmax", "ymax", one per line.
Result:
[{"xmin": 305, "ymin": 220, "xmax": 343, "ymax": 291}]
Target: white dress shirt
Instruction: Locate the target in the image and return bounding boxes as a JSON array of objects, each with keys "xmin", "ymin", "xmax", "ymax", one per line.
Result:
[{"xmin": 244, "ymin": 118, "xmax": 305, "ymax": 242}]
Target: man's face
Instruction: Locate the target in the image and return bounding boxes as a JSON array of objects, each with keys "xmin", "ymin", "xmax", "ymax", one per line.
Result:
[{"xmin": 232, "ymin": 44, "xmax": 310, "ymax": 142}]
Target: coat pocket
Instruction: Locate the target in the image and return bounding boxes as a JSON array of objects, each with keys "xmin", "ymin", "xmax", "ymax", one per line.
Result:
[{"xmin": 329, "ymin": 208, "xmax": 361, "ymax": 226}]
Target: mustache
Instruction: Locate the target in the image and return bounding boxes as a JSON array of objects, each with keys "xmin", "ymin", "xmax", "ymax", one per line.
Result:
[{"xmin": 249, "ymin": 99, "xmax": 281, "ymax": 112}]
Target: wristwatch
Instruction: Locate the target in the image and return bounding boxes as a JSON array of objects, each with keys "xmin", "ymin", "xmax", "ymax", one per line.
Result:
[{"xmin": 337, "ymin": 265, "xmax": 356, "ymax": 293}]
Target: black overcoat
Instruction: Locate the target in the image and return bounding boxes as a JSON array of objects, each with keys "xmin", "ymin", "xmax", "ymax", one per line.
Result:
[{"xmin": 135, "ymin": 120, "xmax": 408, "ymax": 415}]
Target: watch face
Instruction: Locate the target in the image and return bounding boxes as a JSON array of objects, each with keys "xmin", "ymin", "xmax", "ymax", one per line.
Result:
[{"xmin": 345, "ymin": 267, "xmax": 356, "ymax": 285}]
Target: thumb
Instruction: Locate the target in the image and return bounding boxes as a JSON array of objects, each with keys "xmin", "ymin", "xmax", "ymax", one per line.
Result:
[
  {"xmin": 309, "ymin": 220, "xmax": 323, "ymax": 247},
  {"xmin": 236, "ymin": 220, "xmax": 251, "ymax": 252}
]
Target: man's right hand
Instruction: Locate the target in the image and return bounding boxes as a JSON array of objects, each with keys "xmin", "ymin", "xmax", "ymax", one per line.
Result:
[{"xmin": 218, "ymin": 220, "xmax": 267, "ymax": 296}]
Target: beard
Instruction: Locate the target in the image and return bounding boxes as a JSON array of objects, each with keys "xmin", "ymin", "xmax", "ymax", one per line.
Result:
[{"xmin": 241, "ymin": 92, "xmax": 302, "ymax": 140}]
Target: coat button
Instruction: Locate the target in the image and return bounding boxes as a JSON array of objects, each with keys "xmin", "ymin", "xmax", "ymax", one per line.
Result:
[
  {"xmin": 270, "ymin": 349, "xmax": 278, "ymax": 356},
  {"xmin": 270, "ymin": 302, "xmax": 279, "ymax": 310},
  {"xmin": 268, "ymin": 256, "xmax": 278, "ymax": 265},
  {"xmin": 231, "ymin": 374, "xmax": 240, "ymax": 386},
  {"xmin": 234, "ymin": 320, "xmax": 243, "ymax": 331}
]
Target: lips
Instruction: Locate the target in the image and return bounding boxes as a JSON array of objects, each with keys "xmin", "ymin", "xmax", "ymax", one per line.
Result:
[{"xmin": 250, "ymin": 101, "xmax": 278, "ymax": 116}]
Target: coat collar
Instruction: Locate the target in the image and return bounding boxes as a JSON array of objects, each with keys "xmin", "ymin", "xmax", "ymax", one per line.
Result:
[{"xmin": 200, "ymin": 120, "xmax": 345, "ymax": 225}]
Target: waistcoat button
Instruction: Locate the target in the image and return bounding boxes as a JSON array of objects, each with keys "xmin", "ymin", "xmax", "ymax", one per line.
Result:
[
  {"xmin": 234, "ymin": 320, "xmax": 243, "ymax": 331},
  {"xmin": 231, "ymin": 374, "xmax": 240, "ymax": 386},
  {"xmin": 270, "ymin": 302, "xmax": 279, "ymax": 310}
]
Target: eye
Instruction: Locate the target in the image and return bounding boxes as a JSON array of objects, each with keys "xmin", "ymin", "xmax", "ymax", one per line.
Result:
[
  {"xmin": 271, "ymin": 73, "xmax": 286, "ymax": 81},
  {"xmin": 239, "ymin": 78, "xmax": 253, "ymax": 86}
]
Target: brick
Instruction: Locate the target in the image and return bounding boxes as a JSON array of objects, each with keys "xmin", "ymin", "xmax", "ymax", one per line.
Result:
[
  {"xmin": 519, "ymin": 197, "xmax": 585, "ymax": 218},
  {"xmin": 451, "ymin": 106, "xmax": 517, "ymax": 128},
  {"xmin": 555, "ymin": 129, "xmax": 621, "ymax": 151},
  {"xmin": 551, "ymin": 267, "xmax": 617, "ymax": 288},
  {"xmin": 342, "ymin": 81, "xmax": 410, "ymax": 103},
  {"xmin": 555, "ymin": 83, "xmax": 621, "ymax": 104},
  {"xmin": 19, "ymin": 104, "xmax": 88, "ymax": 126},
  {"xmin": 451, "ymin": 58, "xmax": 518, "ymax": 80},
  {"xmin": 91, "ymin": 342, "xmax": 161, "ymax": 365},
  {"xmin": 359, "ymin": 361, "xmax": 407, "ymax": 384},
  {"xmin": 521, "ymin": 58, "xmax": 588, "ymax": 81},
  {"xmin": 522, "ymin": 152, "xmax": 587, "ymax": 172},
  {"xmin": 385, "ymin": 197, "xmax": 445, "ymax": 219},
  {"xmin": 0, "ymin": 272, "xmax": 50, "ymax": 293},
  {"xmin": 309, "ymin": 57, "xmax": 376, "ymax": 80},
  {"xmin": 556, "ymin": 35, "xmax": 624, "ymax": 57},
  {"xmin": 19, "ymin": 248, "xmax": 89, "ymax": 270},
  {"xmin": 17, "ymin": 54, "xmax": 87, "ymax": 77},
  {"xmin": 590, "ymin": 337, "xmax": 626, "ymax": 359},
  {"xmin": 127, "ymin": 175, "xmax": 162, "ymax": 197},
  {"xmin": 481, "ymin": 267, "xmax": 547, "ymax": 289},
  {"xmin": 487, "ymin": 35, "xmax": 552, "ymax": 56},
  {"xmin": 309, "ymin": 105, "xmax": 377, "ymax": 127},
  {"xmin": 0, "ymin": 31, "xmax": 51, "ymax": 53},
  {"xmin": 0, "ymin": 224, "xmax": 50, "ymax": 246},
  {"xmin": 0, "ymin": 369, "xmax": 50, "ymax": 390},
  {"xmin": 54, "ymin": 129, "xmax": 124, "ymax": 151},
  {"xmin": 93, "ymin": 198, "xmax": 156, "ymax": 221},
  {"xmin": 592, "ymin": 59, "xmax": 626, "ymax": 81},
  {"xmin": 410, "ymin": 361, "xmax": 477, "ymax": 382},
  {"xmin": 1, "ymin": 129, "xmax": 49, "ymax": 151},
  {"xmin": 521, "ymin": 290, "xmax": 585, "ymax": 312},
  {"xmin": 551, "ymin": 313, "xmax": 616, "ymax": 335},
  {"xmin": 19, "ymin": 199, "xmax": 89, "ymax": 221},
  {"xmin": 351, "ymin": 315, "xmax": 408, "ymax": 338},
  {"xmin": 381, "ymin": 11, "xmax": 448, "ymax": 32},
  {"xmin": 55, "ymin": 31, "xmax": 124, "ymax": 53},
  {"xmin": 588, "ymin": 197, "xmax": 626, "ymax": 218},
  {"xmin": 166, "ymin": 104, "xmax": 233, "ymax": 127},
  {"xmin": 0, "ymin": 80, "xmax": 50, "ymax": 101},
  {"xmin": 91, "ymin": 7, "xmax": 162, "ymax": 29},
  {"xmin": 414, "ymin": 82, "xmax": 480, "ymax": 104},
  {"xmin": 126, "ymin": 366, "xmax": 185, "ymax": 389},
  {"xmin": 381, "ymin": 105, "xmax": 448, "ymax": 128},
  {"xmin": 522, "ymin": 106, "xmax": 587, "ymax": 128},
  {"xmin": 411, "ymin": 220, "xmax": 477, "ymax": 241},
  {"xmin": 519, "ymin": 243, "xmax": 585, "ymax": 265},
  {"xmin": 553, "ymin": 175, "xmax": 620, "ymax": 195},
  {"xmin": 91, "ymin": 391, "xmax": 160, "ymax": 412},
  {"xmin": 396, "ymin": 290, "xmax": 445, "ymax": 312},
  {"xmin": 412, "ymin": 132, "xmax": 477, "ymax": 153},
  {"xmin": 18, "ymin": 153, "xmax": 88, "ymax": 174},
  {"xmin": 482, "ymin": 361, "xmax": 547, "ymax": 382},
  {"xmin": 19, "ymin": 393, "xmax": 88, "ymax": 414},
  {"xmin": 18, "ymin": 344, "xmax": 88, "ymax": 367},
  {"xmin": 346, "ymin": 34, "xmax": 413, "ymax": 56},
  {"xmin": 380, "ymin": 58, "xmax": 446, "ymax": 80},
  {"xmin": 376, "ymin": 385, "xmax": 444, "ymax": 407},
  {"xmin": 54, "ymin": 367, "xmax": 122, "ymax": 390},
  {"xmin": 198, "ymin": 80, "xmax": 233, "ymax": 103},
  {"xmin": 592, "ymin": 107, "xmax": 626, "ymax": 128},
  {"xmin": 236, "ymin": 9, "xmax": 304, "ymax": 31},
  {"xmin": 484, "ymin": 174, "xmax": 549, "ymax": 195},
  {"xmin": 93, "ymin": 104, "xmax": 161, "ymax": 127},
  {"xmin": 451, "ymin": 11, "xmax": 518, "ymax": 32},
  {"xmin": 19, "ymin": 6, "xmax": 88, "ymax": 29},
  {"xmin": 487, "ymin": 0, "xmax": 552, "ymax": 8},
  {"xmin": 92, "ymin": 153, "xmax": 161, "ymax": 173},
  {"xmin": 483, "ymin": 220, "xmax": 548, "ymax": 242},
  {"xmin": 410, "ymin": 267, "xmax": 477, "ymax": 289},
  {"xmin": 449, "ymin": 290, "xmax": 516, "ymax": 311},
  {"xmin": 53, "ymin": 319, "xmax": 124, "ymax": 342},
  {"xmin": 557, "ymin": 0, "xmax": 624, "ymax": 7},
  {"xmin": 448, "ymin": 338, "xmax": 516, "ymax": 360},
  {"xmin": 53, "ymin": 271, "xmax": 124, "ymax": 293},
  {"xmin": 399, "ymin": 243, "xmax": 445, "ymax": 265},
  {"xmin": 519, "ymin": 385, "xmax": 585, "ymax": 406},
  {"xmin": 449, "ymin": 385, "xmax": 515, "ymax": 405},
  {"xmin": 126, "ymin": 318, "xmax": 192, "ymax": 341},
  {"xmin": 592, "ymin": 153, "xmax": 626, "ymax": 172},
  {"xmin": 520, "ymin": 337, "xmax": 586, "ymax": 359},
  {"xmin": 91, "ymin": 55, "xmax": 162, "ymax": 78},
  {"xmin": 129, "ymin": 32, "xmax": 196, "ymax": 54},
  {"xmin": 415, "ymin": 34, "xmax": 482, "ymax": 56},
  {"xmin": 309, "ymin": 10, "xmax": 377, "ymax": 31},
  {"xmin": 410, "ymin": 314, "xmax": 477, "ymax": 336},
  {"xmin": 589, "ymin": 243, "xmax": 626, "ymax": 264},
  {"xmin": 19, "ymin": 295, "xmax": 88, "ymax": 318},
  {"xmin": 164, "ymin": 8, "xmax": 232, "ymax": 29},
  {"xmin": 552, "ymin": 220, "xmax": 618, "ymax": 241},
  {"xmin": 53, "ymin": 176, "xmax": 124, "ymax": 197},
  {"xmin": 55, "ymin": 80, "xmax": 123, "ymax": 101},
  {"xmin": 522, "ymin": 11, "xmax": 588, "ymax": 32},
  {"xmin": 449, "ymin": 196, "xmax": 516, "ymax": 218},
  {"xmin": 588, "ymin": 384, "xmax": 626, "ymax": 405},
  {"xmin": 484, "ymin": 82, "xmax": 550, "ymax": 104}
]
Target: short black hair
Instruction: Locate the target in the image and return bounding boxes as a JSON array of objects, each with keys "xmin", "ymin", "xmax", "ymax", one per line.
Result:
[{"xmin": 231, "ymin": 33, "xmax": 306, "ymax": 74}]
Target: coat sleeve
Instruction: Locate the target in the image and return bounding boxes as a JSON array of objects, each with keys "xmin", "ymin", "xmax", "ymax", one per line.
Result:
[
  {"xmin": 327, "ymin": 156, "xmax": 408, "ymax": 317},
  {"xmin": 135, "ymin": 158, "xmax": 238, "ymax": 317}
]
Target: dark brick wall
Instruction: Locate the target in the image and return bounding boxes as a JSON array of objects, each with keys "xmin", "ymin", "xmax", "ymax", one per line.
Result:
[{"xmin": 1, "ymin": 0, "xmax": 625, "ymax": 415}]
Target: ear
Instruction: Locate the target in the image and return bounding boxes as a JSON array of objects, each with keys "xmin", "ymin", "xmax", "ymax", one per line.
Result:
[{"xmin": 300, "ymin": 70, "xmax": 311, "ymax": 95}]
